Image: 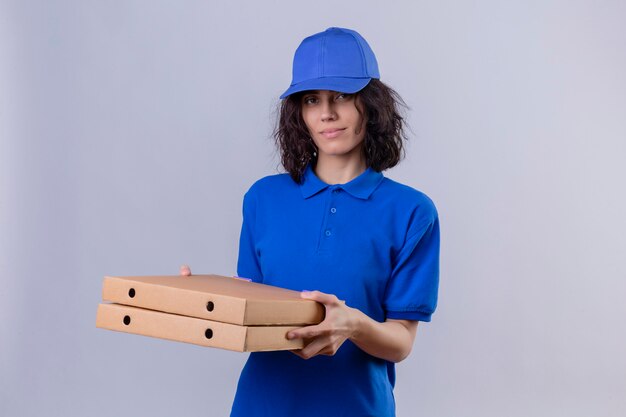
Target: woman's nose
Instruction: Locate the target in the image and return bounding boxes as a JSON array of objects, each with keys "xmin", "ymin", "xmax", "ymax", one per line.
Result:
[{"xmin": 320, "ymin": 101, "xmax": 337, "ymax": 121}]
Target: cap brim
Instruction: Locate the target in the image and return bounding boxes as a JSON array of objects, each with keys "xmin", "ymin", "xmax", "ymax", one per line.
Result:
[{"xmin": 279, "ymin": 77, "xmax": 372, "ymax": 99}]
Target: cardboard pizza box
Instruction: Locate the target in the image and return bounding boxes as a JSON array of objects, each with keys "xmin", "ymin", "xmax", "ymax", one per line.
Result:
[
  {"xmin": 96, "ymin": 303, "xmax": 303, "ymax": 352},
  {"xmin": 101, "ymin": 274, "xmax": 324, "ymax": 326}
]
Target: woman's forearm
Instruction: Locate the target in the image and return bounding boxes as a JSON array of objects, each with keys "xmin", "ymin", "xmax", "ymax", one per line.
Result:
[{"xmin": 349, "ymin": 308, "xmax": 418, "ymax": 363}]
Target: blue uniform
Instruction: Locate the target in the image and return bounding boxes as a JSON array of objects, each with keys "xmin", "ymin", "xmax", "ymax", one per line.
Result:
[{"xmin": 231, "ymin": 165, "xmax": 440, "ymax": 417}]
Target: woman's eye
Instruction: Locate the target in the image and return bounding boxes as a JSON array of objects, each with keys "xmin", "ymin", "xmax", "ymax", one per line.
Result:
[
  {"xmin": 336, "ymin": 93, "xmax": 351, "ymax": 101},
  {"xmin": 303, "ymin": 97, "xmax": 318, "ymax": 105}
]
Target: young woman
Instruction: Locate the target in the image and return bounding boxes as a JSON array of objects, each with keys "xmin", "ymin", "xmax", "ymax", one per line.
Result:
[{"xmin": 182, "ymin": 27, "xmax": 439, "ymax": 417}]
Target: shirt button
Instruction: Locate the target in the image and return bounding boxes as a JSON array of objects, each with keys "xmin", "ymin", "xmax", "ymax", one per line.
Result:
[
  {"xmin": 325, "ymin": 230, "xmax": 332, "ymax": 236},
  {"xmin": 330, "ymin": 207, "xmax": 337, "ymax": 214},
  {"xmin": 333, "ymin": 189, "xmax": 341, "ymax": 194}
]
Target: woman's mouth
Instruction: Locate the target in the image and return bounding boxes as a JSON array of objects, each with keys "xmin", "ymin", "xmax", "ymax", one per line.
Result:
[{"xmin": 320, "ymin": 128, "xmax": 346, "ymax": 139}]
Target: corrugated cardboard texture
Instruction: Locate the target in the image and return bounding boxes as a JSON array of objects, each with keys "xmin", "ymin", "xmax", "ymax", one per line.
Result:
[
  {"xmin": 96, "ymin": 303, "xmax": 304, "ymax": 352},
  {"xmin": 102, "ymin": 274, "xmax": 324, "ymax": 325}
]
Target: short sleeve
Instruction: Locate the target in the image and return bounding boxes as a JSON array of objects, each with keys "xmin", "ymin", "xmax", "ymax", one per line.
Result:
[
  {"xmin": 384, "ymin": 205, "xmax": 440, "ymax": 322},
  {"xmin": 236, "ymin": 189, "xmax": 263, "ymax": 283}
]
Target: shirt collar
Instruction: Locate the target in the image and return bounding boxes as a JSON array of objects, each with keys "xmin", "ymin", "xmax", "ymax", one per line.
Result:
[{"xmin": 299, "ymin": 165, "xmax": 384, "ymax": 200}]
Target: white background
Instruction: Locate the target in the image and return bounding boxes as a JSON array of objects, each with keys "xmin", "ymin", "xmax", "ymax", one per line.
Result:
[{"xmin": 1, "ymin": 1, "xmax": 625, "ymax": 416}]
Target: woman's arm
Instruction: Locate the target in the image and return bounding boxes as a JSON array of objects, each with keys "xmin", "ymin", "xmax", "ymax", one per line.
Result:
[{"xmin": 287, "ymin": 290, "xmax": 418, "ymax": 363}]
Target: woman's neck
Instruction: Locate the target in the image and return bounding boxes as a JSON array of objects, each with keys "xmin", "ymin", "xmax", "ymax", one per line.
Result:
[{"xmin": 313, "ymin": 154, "xmax": 367, "ymax": 185}]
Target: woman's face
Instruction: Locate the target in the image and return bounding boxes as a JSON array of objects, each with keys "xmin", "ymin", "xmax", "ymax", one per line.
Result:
[{"xmin": 300, "ymin": 90, "xmax": 367, "ymax": 162}]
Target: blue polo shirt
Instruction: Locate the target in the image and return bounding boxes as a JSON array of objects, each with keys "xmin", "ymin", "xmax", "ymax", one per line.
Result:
[{"xmin": 231, "ymin": 165, "xmax": 439, "ymax": 417}]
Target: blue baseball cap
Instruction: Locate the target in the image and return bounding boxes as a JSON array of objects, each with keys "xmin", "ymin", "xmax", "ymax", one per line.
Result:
[{"xmin": 280, "ymin": 27, "xmax": 380, "ymax": 99}]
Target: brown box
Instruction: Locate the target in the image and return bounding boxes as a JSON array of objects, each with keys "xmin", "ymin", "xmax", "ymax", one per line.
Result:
[
  {"xmin": 96, "ymin": 303, "xmax": 304, "ymax": 352},
  {"xmin": 101, "ymin": 274, "xmax": 324, "ymax": 325}
]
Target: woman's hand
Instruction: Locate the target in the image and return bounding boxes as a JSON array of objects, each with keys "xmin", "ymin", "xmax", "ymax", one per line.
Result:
[
  {"xmin": 288, "ymin": 290, "xmax": 419, "ymax": 363},
  {"xmin": 180, "ymin": 265, "xmax": 192, "ymax": 276},
  {"xmin": 287, "ymin": 290, "xmax": 360, "ymax": 360}
]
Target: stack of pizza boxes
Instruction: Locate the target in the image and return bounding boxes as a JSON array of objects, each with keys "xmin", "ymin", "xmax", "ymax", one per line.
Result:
[{"xmin": 96, "ymin": 275, "xmax": 324, "ymax": 352}]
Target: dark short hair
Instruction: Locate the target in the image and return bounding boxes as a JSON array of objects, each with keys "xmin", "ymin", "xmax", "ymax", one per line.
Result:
[{"xmin": 274, "ymin": 79, "xmax": 408, "ymax": 183}]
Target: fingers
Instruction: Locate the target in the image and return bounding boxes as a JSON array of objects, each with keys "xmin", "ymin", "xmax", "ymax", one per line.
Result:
[
  {"xmin": 299, "ymin": 338, "xmax": 328, "ymax": 359},
  {"xmin": 288, "ymin": 325, "xmax": 324, "ymax": 341},
  {"xmin": 180, "ymin": 265, "xmax": 192, "ymax": 276},
  {"xmin": 296, "ymin": 337, "xmax": 340, "ymax": 360},
  {"xmin": 232, "ymin": 276, "xmax": 252, "ymax": 282},
  {"xmin": 289, "ymin": 349, "xmax": 307, "ymax": 359},
  {"xmin": 300, "ymin": 290, "xmax": 341, "ymax": 306}
]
